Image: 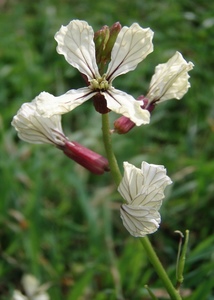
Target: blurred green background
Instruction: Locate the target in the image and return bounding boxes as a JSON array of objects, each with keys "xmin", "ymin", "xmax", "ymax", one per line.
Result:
[{"xmin": 1, "ymin": 0, "xmax": 214, "ymax": 299}]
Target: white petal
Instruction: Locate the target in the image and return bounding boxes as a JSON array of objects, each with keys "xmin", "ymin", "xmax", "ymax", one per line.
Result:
[
  {"xmin": 12, "ymin": 290, "xmax": 27, "ymax": 300},
  {"xmin": 118, "ymin": 162, "xmax": 143, "ymax": 204},
  {"xmin": 102, "ymin": 88, "xmax": 150, "ymax": 126},
  {"xmin": 132, "ymin": 185, "xmax": 165, "ymax": 210},
  {"xmin": 140, "ymin": 161, "xmax": 172, "ymax": 189},
  {"xmin": 36, "ymin": 88, "xmax": 95, "ymax": 117},
  {"xmin": 11, "ymin": 101, "xmax": 66, "ymax": 145},
  {"xmin": 22, "ymin": 274, "xmax": 40, "ymax": 297},
  {"xmin": 118, "ymin": 161, "xmax": 172, "ymax": 237},
  {"xmin": 106, "ymin": 23, "xmax": 154, "ymax": 81},
  {"xmin": 55, "ymin": 20, "xmax": 100, "ymax": 80},
  {"xmin": 120, "ymin": 205, "xmax": 160, "ymax": 237},
  {"xmin": 118, "ymin": 162, "xmax": 172, "ymax": 210},
  {"xmin": 34, "ymin": 293, "xmax": 50, "ymax": 300},
  {"xmin": 147, "ymin": 51, "xmax": 194, "ymax": 102}
]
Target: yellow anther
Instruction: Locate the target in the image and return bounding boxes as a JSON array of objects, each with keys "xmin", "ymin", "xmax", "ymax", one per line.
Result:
[{"xmin": 90, "ymin": 75, "xmax": 109, "ymax": 91}]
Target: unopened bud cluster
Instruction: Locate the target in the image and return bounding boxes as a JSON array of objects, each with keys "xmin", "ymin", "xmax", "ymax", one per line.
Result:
[{"xmin": 94, "ymin": 22, "xmax": 122, "ymax": 68}]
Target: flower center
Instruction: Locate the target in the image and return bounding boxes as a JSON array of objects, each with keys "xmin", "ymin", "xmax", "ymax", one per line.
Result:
[{"xmin": 90, "ymin": 74, "xmax": 109, "ymax": 91}]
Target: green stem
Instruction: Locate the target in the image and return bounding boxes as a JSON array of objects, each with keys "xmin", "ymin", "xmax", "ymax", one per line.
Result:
[
  {"xmin": 101, "ymin": 112, "xmax": 182, "ymax": 300},
  {"xmin": 176, "ymin": 230, "xmax": 189, "ymax": 289},
  {"xmin": 140, "ymin": 237, "xmax": 182, "ymax": 300},
  {"xmin": 102, "ymin": 113, "xmax": 122, "ymax": 186}
]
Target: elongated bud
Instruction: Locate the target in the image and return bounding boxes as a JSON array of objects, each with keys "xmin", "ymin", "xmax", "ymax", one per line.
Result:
[
  {"xmin": 94, "ymin": 22, "xmax": 122, "ymax": 67},
  {"xmin": 61, "ymin": 140, "xmax": 109, "ymax": 175},
  {"xmin": 114, "ymin": 96, "xmax": 154, "ymax": 134},
  {"xmin": 94, "ymin": 25, "xmax": 110, "ymax": 66},
  {"xmin": 113, "ymin": 116, "xmax": 135, "ymax": 134},
  {"xmin": 104, "ymin": 22, "xmax": 122, "ymax": 63}
]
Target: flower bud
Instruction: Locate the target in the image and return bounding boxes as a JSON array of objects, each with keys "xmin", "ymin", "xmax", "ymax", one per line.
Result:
[
  {"xmin": 94, "ymin": 25, "xmax": 110, "ymax": 66},
  {"xmin": 104, "ymin": 22, "xmax": 122, "ymax": 63},
  {"xmin": 62, "ymin": 140, "xmax": 109, "ymax": 175},
  {"xmin": 114, "ymin": 116, "xmax": 135, "ymax": 134},
  {"xmin": 94, "ymin": 22, "xmax": 122, "ymax": 67}
]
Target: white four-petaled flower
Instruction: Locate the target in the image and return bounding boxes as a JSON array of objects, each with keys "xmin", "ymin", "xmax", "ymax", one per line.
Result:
[
  {"xmin": 36, "ymin": 20, "xmax": 153, "ymax": 126},
  {"xmin": 146, "ymin": 51, "xmax": 194, "ymax": 103},
  {"xmin": 12, "ymin": 274, "xmax": 50, "ymax": 300},
  {"xmin": 118, "ymin": 161, "xmax": 172, "ymax": 237},
  {"xmin": 11, "ymin": 99, "xmax": 110, "ymax": 174},
  {"xmin": 11, "ymin": 97, "xmax": 66, "ymax": 146}
]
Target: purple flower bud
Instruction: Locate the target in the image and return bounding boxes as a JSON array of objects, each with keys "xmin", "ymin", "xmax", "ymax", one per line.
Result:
[
  {"xmin": 62, "ymin": 140, "xmax": 109, "ymax": 175},
  {"xmin": 114, "ymin": 116, "xmax": 135, "ymax": 134}
]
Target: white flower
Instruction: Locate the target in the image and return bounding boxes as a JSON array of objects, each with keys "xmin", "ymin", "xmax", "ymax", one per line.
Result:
[
  {"xmin": 11, "ymin": 96, "xmax": 66, "ymax": 146},
  {"xmin": 12, "ymin": 290, "xmax": 27, "ymax": 300},
  {"xmin": 118, "ymin": 161, "xmax": 172, "ymax": 237},
  {"xmin": 11, "ymin": 98, "xmax": 110, "ymax": 174},
  {"xmin": 12, "ymin": 274, "xmax": 50, "ymax": 300},
  {"xmin": 146, "ymin": 51, "xmax": 194, "ymax": 103},
  {"xmin": 36, "ymin": 20, "xmax": 154, "ymax": 126}
]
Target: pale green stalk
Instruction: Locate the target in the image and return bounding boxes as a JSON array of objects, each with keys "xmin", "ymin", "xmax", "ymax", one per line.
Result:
[
  {"xmin": 102, "ymin": 113, "xmax": 122, "ymax": 186},
  {"xmin": 140, "ymin": 237, "xmax": 182, "ymax": 300}
]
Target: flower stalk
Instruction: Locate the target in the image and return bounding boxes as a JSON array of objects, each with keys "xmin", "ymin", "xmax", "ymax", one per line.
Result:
[
  {"xmin": 102, "ymin": 112, "xmax": 182, "ymax": 300},
  {"xmin": 102, "ymin": 113, "xmax": 122, "ymax": 186},
  {"xmin": 140, "ymin": 237, "xmax": 182, "ymax": 300}
]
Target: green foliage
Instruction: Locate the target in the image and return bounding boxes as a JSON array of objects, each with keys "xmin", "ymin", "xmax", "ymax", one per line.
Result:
[{"xmin": 1, "ymin": 0, "xmax": 214, "ymax": 299}]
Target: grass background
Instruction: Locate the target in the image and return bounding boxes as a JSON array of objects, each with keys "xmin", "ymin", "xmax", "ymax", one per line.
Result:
[{"xmin": 1, "ymin": 0, "xmax": 214, "ymax": 299}]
